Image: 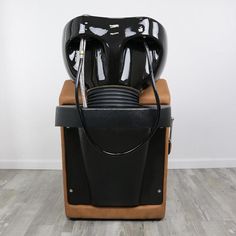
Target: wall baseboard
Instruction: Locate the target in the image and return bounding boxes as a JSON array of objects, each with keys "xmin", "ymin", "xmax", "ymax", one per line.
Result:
[
  {"xmin": 0, "ymin": 158, "xmax": 236, "ymax": 170},
  {"xmin": 168, "ymin": 158, "xmax": 236, "ymax": 169},
  {"xmin": 0, "ymin": 160, "xmax": 62, "ymax": 170}
]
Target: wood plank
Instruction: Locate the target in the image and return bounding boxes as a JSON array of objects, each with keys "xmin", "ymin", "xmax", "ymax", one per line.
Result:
[{"xmin": 0, "ymin": 169, "xmax": 235, "ymax": 236}]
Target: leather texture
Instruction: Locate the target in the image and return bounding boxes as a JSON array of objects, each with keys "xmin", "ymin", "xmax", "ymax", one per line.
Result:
[{"xmin": 59, "ymin": 79, "xmax": 171, "ymax": 106}]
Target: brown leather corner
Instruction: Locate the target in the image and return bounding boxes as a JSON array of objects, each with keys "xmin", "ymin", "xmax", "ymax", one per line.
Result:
[
  {"xmin": 59, "ymin": 79, "xmax": 171, "ymax": 106},
  {"xmin": 139, "ymin": 79, "xmax": 171, "ymax": 105},
  {"xmin": 59, "ymin": 80, "xmax": 81, "ymax": 106},
  {"xmin": 60, "ymin": 128, "xmax": 169, "ymax": 220}
]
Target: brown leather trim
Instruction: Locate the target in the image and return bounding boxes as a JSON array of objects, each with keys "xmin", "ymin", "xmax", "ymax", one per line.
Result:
[
  {"xmin": 60, "ymin": 127, "xmax": 69, "ymax": 214},
  {"xmin": 65, "ymin": 204, "xmax": 164, "ymax": 220},
  {"xmin": 60, "ymin": 128, "xmax": 169, "ymax": 219},
  {"xmin": 59, "ymin": 79, "xmax": 171, "ymax": 106}
]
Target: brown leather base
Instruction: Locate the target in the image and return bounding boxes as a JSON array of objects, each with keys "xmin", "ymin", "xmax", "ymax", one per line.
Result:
[
  {"xmin": 60, "ymin": 127, "xmax": 169, "ymax": 220},
  {"xmin": 65, "ymin": 204, "xmax": 165, "ymax": 220},
  {"xmin": 59, "ymin": 80, "xmax": 170, "ymax": 219}
]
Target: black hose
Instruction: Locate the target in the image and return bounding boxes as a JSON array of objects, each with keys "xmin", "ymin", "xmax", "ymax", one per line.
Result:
[{"xmin": 87, "ymin": 85, "xmax": 140, "ymax": 108}]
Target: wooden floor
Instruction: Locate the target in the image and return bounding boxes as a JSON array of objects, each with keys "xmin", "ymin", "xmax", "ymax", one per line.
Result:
[{"xmin": 0, "ymin": 169, "xmax": 236, "ymax": 236}]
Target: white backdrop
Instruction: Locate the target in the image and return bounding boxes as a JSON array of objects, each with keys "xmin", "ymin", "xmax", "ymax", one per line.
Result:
[{"xmin": 0, "ymin": 0, "xmax": 236, "ymax": 169}]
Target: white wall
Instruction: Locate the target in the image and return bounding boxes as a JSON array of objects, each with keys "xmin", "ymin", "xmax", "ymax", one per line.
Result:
[{"xmin": 0, "ymin": 0, "xmax": 236, "ymax": 169}]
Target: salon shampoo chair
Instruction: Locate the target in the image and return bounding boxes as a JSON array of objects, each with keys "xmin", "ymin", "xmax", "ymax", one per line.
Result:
[{"xmin": 55, "ymin": 15, "xmax": 173, "ymax": 220}]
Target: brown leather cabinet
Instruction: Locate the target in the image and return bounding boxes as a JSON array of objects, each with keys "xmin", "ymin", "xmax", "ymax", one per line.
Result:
[{"xmin": 56, "ymin": 79, "xmax": 171, "ymax": 220}]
